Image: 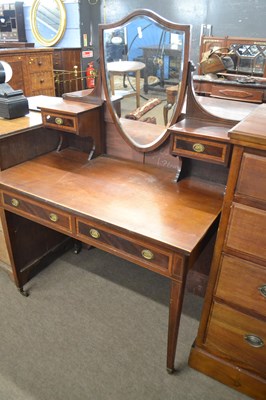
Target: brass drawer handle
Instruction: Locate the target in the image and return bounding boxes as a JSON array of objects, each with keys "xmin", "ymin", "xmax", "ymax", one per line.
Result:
[
  {"xmin": 141, "ymin": 249, "xmax": 154, "ymax": 260},
  {"xmin": 55, "ymin": 117, "xmax": 64, "ymax": 125},
  {"xmin": 89, "ymin": 228, "xmax": 100, "ymax": 239},
  {"xmin": 192, "ymin": 143, "xmax": 205, "ymax": 153},
  {"xmin": 244, "ymin": 334, "xmax": 264, "ymax": 348},
  {"xmin": 49, "ymin": 213, "xmax": 59, "ymax": 222},
  {"xmin": 11, "ymin": 198, "xmax": 20, "ymax": 207},
  {"xmin": 258, "ymin": 285, "xmax": 266, "ymax": 298}
]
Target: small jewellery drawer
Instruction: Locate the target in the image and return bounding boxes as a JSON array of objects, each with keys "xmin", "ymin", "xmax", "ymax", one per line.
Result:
[
  {"xmin": 216, "ymin": 254, "xmax": 266, "ymax": 317},
  {"xmin": 224, "ymin": 203, "xmax": 266, "ymax": 261},
  {"xmin": 76, "ymin": 218, "xmax": 172, "ymax": 275},
  {"xmin": 206, "ymin": 302, "xmax": 266, "ymax": 377},
  {"xmin": 2, "ymin": 192, "xmax": 72, "ymax": 234},
  {"xmin": 236, "ymin": 153, "xmax": 266, "ymax": 203},
  {"xmin": 42, "ymin": 111, "xmax": 77, "ymax": 133},
  {"xmin": 172, "ymin": 134, "xmax": 230, "ymax": 165}
]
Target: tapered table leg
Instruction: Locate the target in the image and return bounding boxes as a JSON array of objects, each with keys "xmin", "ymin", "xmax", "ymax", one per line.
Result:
[{"xmin": 167, "ymin": 278, "xmax": 187, "ymax": 373}]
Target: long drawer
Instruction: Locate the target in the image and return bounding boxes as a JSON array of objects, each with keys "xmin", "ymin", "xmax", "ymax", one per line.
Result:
[
  {"xmin": 2, "ymin": 191, "xmax": 72, "ymax": 235},
  {"xmin": 236, "ymin": 153, "xmax": 266, "ymax": 203},
  {"xmin": 224, "ymin": 203, "xmax": 266, "ymax": 261},
  {"xmin": 216, "ymin": 254, "xmax": 266, "ymax": 317},
  {"xmin": 76, "ymin": 217, "xmax": 176, "ymax": 277},
  {"xmin": 205, "ymin": 301, "xmax": 266, "ymax": 378}
]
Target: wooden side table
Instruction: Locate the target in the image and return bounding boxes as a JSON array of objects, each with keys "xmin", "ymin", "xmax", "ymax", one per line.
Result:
[{"xmin": 107, "ymin": 61, "xmax": 145, "ymax": 108}]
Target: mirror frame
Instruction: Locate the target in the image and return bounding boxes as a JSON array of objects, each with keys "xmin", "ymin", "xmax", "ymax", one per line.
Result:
[
  {"xmin": 30, "ymin": 0, "xmax": 67, "ymax": 47},
  {"xmin": 99, "ymin": 9, "xmax": 191, "ymax": 152}
]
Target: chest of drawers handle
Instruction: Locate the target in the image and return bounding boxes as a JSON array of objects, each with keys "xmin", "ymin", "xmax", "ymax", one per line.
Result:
[
  {"xmin": 89, "ymin": 228, "xmax": 100, "ymax": 239},
  {"xmin": 192, "ymin": 143, "xmax": 205, "ymax": 153},
  {"xmin": 258, "ymin": 284, "xmax": 266, "ymax": 298},
  {"xmin": 141, "ymin": 249, "xmax": 154, "ymax": 260},
  {"xmin": 244, "ymin": 334, "xmax": 264, "ymax": 348},
  {"xmin": 55, "ymin": 117, "xmax": 64, "ymax": 125},
  {"xmin": 49, "ymin": 213, "xmax": 59, "ymax": 222},
  {"xmin": 11, "ymin": 198, "xmax": 20, "ymax": 207}
]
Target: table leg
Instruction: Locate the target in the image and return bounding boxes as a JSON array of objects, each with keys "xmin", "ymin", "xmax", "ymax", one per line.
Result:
[
  {"xmin": 109, "ymin": 73, "xmax": 115, "ymax": 96},
  {"xmin": 135, "ymin": 70, "xmax": 141, "ymax": 108},
  {"xmin": 167, "ymin": 278, "xmax": 187, "ymax": 373}
]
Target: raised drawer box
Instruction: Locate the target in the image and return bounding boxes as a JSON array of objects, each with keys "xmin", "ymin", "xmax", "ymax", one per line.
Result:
[
  {"xmin": 172, "ymin": 134, "xmax": 230, "ymax": 165},
  {"xmin": 169, "ymin": 118, "xmax": 231, "ymax": 166},
  {"xmin": 2, "ymin": 191, "xmax": 72, "ymax": 234},
  {"xmin": 215, "ymin": 254, "xmax": 266, "ymax": 317},
  {"xmin": 76, "ymin": 217, "xmax": 173, "ymax": 276},
  {"xmin": 205, "ymin": 301, "xmax": 266, "ymax": 378}
]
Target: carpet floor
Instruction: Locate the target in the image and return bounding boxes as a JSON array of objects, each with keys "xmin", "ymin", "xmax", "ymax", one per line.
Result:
[{"xmin": 0, "ymin": 247, "xmax": 251, "ymax": 400}]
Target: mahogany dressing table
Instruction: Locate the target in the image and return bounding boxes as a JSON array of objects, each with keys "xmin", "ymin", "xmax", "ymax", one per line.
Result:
[{"xmin": 0, "ymin": 10, "xmax": 264, "ymax": 391}]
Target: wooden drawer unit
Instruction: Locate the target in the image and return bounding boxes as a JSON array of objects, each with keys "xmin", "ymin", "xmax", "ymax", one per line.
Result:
[
  {"xmin": 2, "ymin": 191, "xmax": 72, "ymax": 235},
  {"xmin": 216, "ymin": 254, "xmax": 266, "ymax": 317},
  {"xmin": 169, "ymin": 118, "xmax": 231, "ymax": 165},
  {"xmin": 172, "ymin": 134, "xmax": 230, "ymax": 165},
  {"xmin": 0, "ymin": 48, "xmax": 55, "ymax": 97},
  {"xmin": 189, "ymin": 107, "xmax": 266, "ymax": 400},
  {"xmin": 205, "ymin": 302, "xmax": 266, "ymax": 378},
  {"xmin": 224, "ymin": 203, "xmax": 266, "ymax": 261},
  {"xmin": 41, "ymin": 100, "xmax": 102, "ymax": 138},
  {"xmin": 76, "ymin": 217, "xmax": 173, "ymax": 277}
]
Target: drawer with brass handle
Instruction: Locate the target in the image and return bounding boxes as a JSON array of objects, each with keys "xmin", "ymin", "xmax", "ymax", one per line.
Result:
[
  {"xmin": 42, "ymin": 111, "xmax": 77, "ymax": 133},
  {"xmin": 2, "ymin": 191, "xmax": 72, "ymax": 234},
  {"xmin": 76, "ymin": 218, "xmax": 173, "ymax": 276},
  {"xmin": 216, "ymin": 254, "xmax": 266, "ymax": 318},
  {"xmin": 172, "ymin": 134, "xmax": 230, "ymax": 165},
  {"xmin": 205, "ymin": 301, "xmax": 266, "ymax": 377}
]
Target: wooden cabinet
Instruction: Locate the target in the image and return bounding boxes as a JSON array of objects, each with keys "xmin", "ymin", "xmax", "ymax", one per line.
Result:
[
  {"xmin": 0, "ymin": 48, "xmax": 55, "ymax": 97},
  {"xmin": 52, "ymin": 48, "xmax": 83, "ymax": 96},
  {"xmin": 189, "ymin": 105, "xmax": 266, "ymax": 400}
]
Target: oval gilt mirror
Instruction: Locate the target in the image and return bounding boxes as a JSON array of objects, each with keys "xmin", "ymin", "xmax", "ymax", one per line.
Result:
[
  {"xmin": 99, "ymin": 9, "xmax": 191, "ymax": 152},
  {"xmin": 30, "ymin": 0, "xmax": 66, "ymax": 47}
]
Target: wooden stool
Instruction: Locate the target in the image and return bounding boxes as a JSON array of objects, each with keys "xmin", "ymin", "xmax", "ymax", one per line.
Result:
[{"xmin": 164, "ymin": 85, "xmax": 179, "ymax": 125}]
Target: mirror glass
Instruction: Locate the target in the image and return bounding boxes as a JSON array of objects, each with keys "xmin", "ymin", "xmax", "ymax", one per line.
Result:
[
  {"xmin": 30, "ymin": 0, "xmax": 66, "ymax": 47},
  {"xmin": 100, "ymin": 10, "xmax": 190, "ymax": 151}
]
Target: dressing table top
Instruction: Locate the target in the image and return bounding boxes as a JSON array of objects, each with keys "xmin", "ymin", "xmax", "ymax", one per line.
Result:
[{"xmin": 0, "ymin": 149, "xmax": 224, "ymax": 255}]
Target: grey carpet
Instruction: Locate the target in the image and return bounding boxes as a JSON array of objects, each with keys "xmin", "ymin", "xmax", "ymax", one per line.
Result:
[{"xmin": 0, "ymin": 247, "xmax": 250, "ymax": 400}]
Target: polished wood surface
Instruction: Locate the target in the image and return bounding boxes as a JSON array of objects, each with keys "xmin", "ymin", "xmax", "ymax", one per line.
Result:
[{"xmin": 0, "ymin": 112, "xmax": 42, "ymax": 137}]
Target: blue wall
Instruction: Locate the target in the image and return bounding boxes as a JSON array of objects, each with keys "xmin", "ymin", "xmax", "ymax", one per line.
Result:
[{"xmin": 23, "ymin": 2, "xmax": 81, "ymax": 48}]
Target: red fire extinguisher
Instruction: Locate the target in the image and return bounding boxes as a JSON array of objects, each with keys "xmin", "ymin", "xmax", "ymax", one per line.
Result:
[{"xmin": 86, "ymin": 62, "xmax": 96, "ymax": 89}]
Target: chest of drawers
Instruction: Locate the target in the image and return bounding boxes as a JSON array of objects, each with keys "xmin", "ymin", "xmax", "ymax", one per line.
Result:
[
  {"xmin": 189, "ymin": 105, "xmax": 266, "ymax": 400},
  {"xmin": 0, "ymin": 48, "xmax": 55, "ymax": 97}
]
